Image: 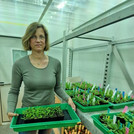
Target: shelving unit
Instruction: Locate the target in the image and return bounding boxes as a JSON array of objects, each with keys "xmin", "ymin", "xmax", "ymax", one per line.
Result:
[
  {"xmin": 51, "ymin": 0, "xmax": 134, "ymax": 91},
  {"xmin": 50, "ymin": 0, "xmax": 134, "ymax": 133}
]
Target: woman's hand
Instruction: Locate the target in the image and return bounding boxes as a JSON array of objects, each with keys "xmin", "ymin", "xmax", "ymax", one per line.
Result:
[
  {"xmin": 68, "ymin": 97, "xmax": 76, "ymax": 111},
  {"xmin": 7, "ymin": 112, "xmax": 19, "ymax": 121}
]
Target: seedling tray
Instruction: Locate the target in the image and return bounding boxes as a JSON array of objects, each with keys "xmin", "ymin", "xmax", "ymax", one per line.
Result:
[
  {"xmin": 73, "ymin": 100, "xmax": 111, "ymax": 112},
  {"xmin": 109, "ymin": 101, "xmax": 134, "ymax": 109},
  {"xmin": 10, "ymin": 103, "xmax": 80, "ymax": 132},
  {"xmin": 91, "ymin": 113, "xmax": 114, "ymax": 134},
  {"xmin": 127, "ymin": 111, "xmax": 134, "ymax": 117},
  {"xmin": 91, "ymin": 112, "xmax": 132, "ymax": 134}
]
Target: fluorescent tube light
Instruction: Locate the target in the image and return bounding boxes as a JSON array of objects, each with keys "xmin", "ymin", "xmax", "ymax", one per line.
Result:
[{"xmin": 57, "ymin": 1, "xmax": 67, "ymax": 9}]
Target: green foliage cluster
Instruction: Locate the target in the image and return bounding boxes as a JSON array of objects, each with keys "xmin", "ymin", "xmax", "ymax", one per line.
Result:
[
  {"xmin": 104, "ymin": 90, "xmax": 133, "ymax": 104},
  {"xmin": 22, "ymin": 106, "xmax": 64, "ymax": 120},
  {"xmin": 65, "ymin": 82, "xmax": 93, "ymax": 90},
  {"xmin": 65, "ymin": 82, "xmax": 74, "ymax": 90},
  {"xmin": 73, "ymin": 94, "xmax": 108, "ymax": 106},
  {"xmin": 73, "ymin": 82, "xmax": 92, "ymax": 90},
  {"xmin": 66, "ymin": 81, "xmax": 134, "ymax": 106},
  {"xmin": 99, "ymin": 113, "xmax": 134, "ymax": 134},
  {"xmin": 90, "ymin": 87, "xmax": 104, "ymax": 96},
  {"xmin": 129, "ymin": 110, "xmax": 134, "ymax": 116},
  {"xmin": 66, "ymin": 90, "xmax": 108, "ymax": 106},
  {"xmin": 66, "ymin": 90, "xmax": 75, "ymax": 98}
]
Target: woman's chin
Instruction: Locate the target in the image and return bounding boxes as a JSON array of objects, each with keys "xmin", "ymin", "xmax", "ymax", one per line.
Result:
[{"xmin": 35, "ymin": 49, "xmax": 44, "ymax": 52}]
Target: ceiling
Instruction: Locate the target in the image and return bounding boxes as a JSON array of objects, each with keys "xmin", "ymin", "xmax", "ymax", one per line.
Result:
[{"xmin": 0, "ymin": 0, "xmax": 126, "ymax": 30}]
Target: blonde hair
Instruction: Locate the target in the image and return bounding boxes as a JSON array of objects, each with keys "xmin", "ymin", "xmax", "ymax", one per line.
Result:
[{"xmin": 22, "ymin": 22, "xmax": 50, "ymax": 51}]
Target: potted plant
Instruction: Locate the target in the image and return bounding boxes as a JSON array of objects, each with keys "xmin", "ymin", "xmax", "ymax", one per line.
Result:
[
  {"xmin": 93, "ymin": 112, "xmax": 134, "ymax": 134},
  {"xmin": 21, "ymin": 106, "xmax": 64, "ymax": 123},
  {"xmin": 10, "ymin": 103, "xmax": 81, "ymax": 132},
  {"xmin": 65, "ymin": 90, "xmax": 75, "ymax": 98},
  {"xmin": 65, "ymin": 82, "xmax": 73, "ymax": 90},
  {"xmin": 129, "ymin": 110, "xmax": 134, "ymax": 116},
  {"xmin": 73, "ymin": 92, "xmax": 109, "ymax": 107}
]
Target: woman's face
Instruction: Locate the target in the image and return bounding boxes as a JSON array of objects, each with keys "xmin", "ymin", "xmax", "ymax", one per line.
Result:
[{"xmin": 30, "ymin": 27, "xmax": 46, "ymax": 52}]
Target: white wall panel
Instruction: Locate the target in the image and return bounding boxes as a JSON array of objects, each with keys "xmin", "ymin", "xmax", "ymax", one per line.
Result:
[
  {"xmin": 90, "ymin": 17, "xmax": 134, "ymax": 41},
  {"xmin": 109, "ymin": 42, "xmax": 134, "ymax": 92},
  {"xmin": 48, "ymin": 46, "xmax": 69, "ymax": 80},
  {"xmin": 72, "ymin": 47, "xmax": 106, "ymax": 86},
  {"xmin": 1, "ymin": 83, "xmax": 24, "ymax": 122},
  {"xmin": 0, "ymin": 37, "xmax": 22, "ymax": 83},
  {"xmin": 0, "ymin": 23, "xmax": 26, "ymax": 37}
]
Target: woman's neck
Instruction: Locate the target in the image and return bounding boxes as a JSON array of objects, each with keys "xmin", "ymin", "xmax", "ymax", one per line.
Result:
[{"xmin": 30, "ymin": 51, "xmax": 45, "ymax": 60}]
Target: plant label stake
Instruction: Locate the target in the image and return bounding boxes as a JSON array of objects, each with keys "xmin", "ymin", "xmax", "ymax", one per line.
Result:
[
  {"xmin": 113, "ymin": 115, "xmax": 116, "ymax": 124},
  {"xmin": 91, "ymin": 85, "xmax": 95, "ymax": 90},
  {"xmin": 89, "ymin": 93, "xmax": 91, "ymax": 98},
  {"xmin": 112, "ymin": 89, "xmax": 117, "ymax": 98},
  {"xmin": 107, "ymin": 88, "xmax": 111, "ymax": 95},
  {"xmin": 76, "ymin": 88, "xmax": 78, "ymax": 93},
  {"xmin": 122, "ymin": 106, "xmax": 128, "ymax": 113},
  {"xmin": 87, "ymin": 88, "xmax": 90, "ymax": 94},
  {"xmin": 119, "ymin": 123, "xmax": 122, "ymax": 129},
  {"xmin": 87, "ymin": 95, "xmax": 89, "ymax": 101},
  {"xmin": 73, "ymin": 87, "xmax": 75, "ymax": 94},
  {"xmin": 128, "ymin": 90, "xmax": 132, "ymax": 96},
  {"xmin": 104, "ymin": 84, "xmax": 109, "ymax": 95},
  {"xmin": 117, "ymin": 94, "xmax": 120, "ymax": 98},
  {"xmin": 92, "ymin": 97, "xmax": 95, "ymax": 105},
  {"xmin": 127, "ymin": 122, "xmax": 131, "ymax": 128},
  {"xmin": 87, "ymin": 100, "xmax": 89, "ymax": 105},
  {"xmin": 107, "ymin": 108, "xmax": 110, "ymax": 114},
  {"xmin": 125, "ymin": 127, "xmax": 129, "ymax": 134},
  {"xmin": 122, "ymin": 91, "xmax": 125, "ymax": 98}
]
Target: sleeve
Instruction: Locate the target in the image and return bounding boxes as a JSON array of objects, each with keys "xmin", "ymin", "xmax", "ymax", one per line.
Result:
[
  {"xmin": 7, "ymin": 61, "xmax": 22, "ymax": 113},
  {"xmin": 54, "ymin": 60, "xmax": 70, "ymax": 102}
]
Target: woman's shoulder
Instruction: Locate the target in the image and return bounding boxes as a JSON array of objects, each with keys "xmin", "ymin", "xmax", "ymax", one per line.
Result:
[
  {"xmin": 49, "ymin": 56, "xmax": 60, "ymax": 64},
  {"xmin": 14, "ymin": 55, "xmax": 28, "ymax": 66}
]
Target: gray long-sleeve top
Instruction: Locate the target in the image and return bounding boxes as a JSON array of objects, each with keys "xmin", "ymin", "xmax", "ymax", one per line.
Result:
[{"xmin": 7, "ymin": 55, "xmax": 69, "ymax": 113}]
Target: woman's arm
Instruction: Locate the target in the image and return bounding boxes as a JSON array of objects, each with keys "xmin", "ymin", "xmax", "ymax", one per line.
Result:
[
  {"xmin": 54, "ymin": 60, "xmax": 76, "ymax": 111},
  {"xmin": 7, "ymin": 61, "xmax": 22, "ymax": 120}
]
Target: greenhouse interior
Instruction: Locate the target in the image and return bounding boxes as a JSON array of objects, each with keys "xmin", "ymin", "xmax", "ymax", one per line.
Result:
[{"xmin": 0, "ymin": 0, "xmax": 134, "ymax": 134}]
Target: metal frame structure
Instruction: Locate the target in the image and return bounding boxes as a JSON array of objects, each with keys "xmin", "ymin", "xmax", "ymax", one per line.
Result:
[
  {"xmin": 50, "ymin": 0, "xmax": 134, "ymax": 46},
  {"xmin": 1, "ymin": 0, "xmax": 133, "ymax": 90},
  {"xmin": 68, "ymin": 48, "xmax": 73, "ymax": 77},
  {"xmin": 49, "ymin": 0, "xmax": 134, "ymax": 91},
  {"xmin": 38, "ymin": 0, "xmax": 53, "ymax": 23},
  {"xmin": 62, "ymin": 31, "xmax": 68, "ymax": 90}
]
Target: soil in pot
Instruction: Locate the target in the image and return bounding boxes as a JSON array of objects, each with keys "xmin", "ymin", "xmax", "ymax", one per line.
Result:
[
  {"xmin": 116, "ymin": 117, "xmax": 125, "ymax": 124},
  {"xmin": 16, "ymin": 110, "xmax": 71, "ymax": 125}
]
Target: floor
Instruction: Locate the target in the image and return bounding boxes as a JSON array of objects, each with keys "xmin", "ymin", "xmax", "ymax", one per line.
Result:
[
  {"xmin": 0, "ymin": 122, "xmax": 60, "ymax": 134},
  {"xmin": 0, "ymin": 123, "xmax": 17, "ymax": 134}
]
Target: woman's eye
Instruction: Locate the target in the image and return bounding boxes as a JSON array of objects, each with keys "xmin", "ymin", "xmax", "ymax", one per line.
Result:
[
  {"xmin": 31, "ymin": 35, "xmax": 36, "ymax": 39},
  {"xmin": 40, "ymin": 35, "xmax": 45, "ymax": 39},
  {"xmin": 31, "ymin": 35, "xmax": 45, "ymax": 40}
]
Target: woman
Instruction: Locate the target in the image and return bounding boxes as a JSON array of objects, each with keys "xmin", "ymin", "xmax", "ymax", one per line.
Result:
[{"xmin": 7, "ymin": 22, "xmax": 76, "ymax": 134}]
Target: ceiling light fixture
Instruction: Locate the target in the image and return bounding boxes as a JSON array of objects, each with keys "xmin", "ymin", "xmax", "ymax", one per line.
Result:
[{"xmin": 57, "ymin": 1, "xmax": 67, "ymax": 9}]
